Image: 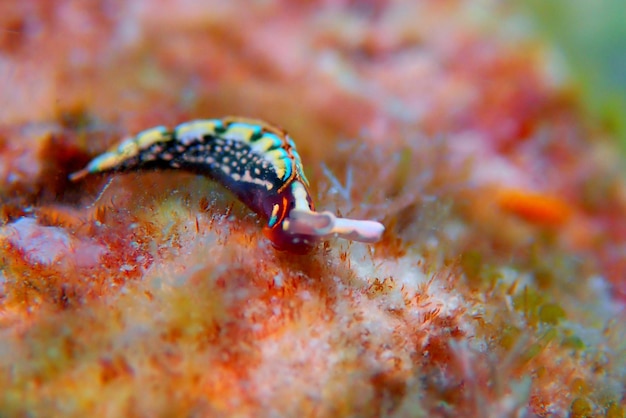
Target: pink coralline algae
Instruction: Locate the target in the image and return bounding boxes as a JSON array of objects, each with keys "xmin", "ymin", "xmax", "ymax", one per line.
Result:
[{"xmin": 1, "ymin": 217, "xmax": 104, "ymax": 268}]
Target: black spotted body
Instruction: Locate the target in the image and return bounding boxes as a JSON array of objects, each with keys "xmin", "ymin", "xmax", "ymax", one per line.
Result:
[{"xmin": 70, "ymin": 117, "xmax": 317, "ymax": 253}]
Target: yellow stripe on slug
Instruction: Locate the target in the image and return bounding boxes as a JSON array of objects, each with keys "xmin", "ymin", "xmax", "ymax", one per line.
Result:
[{"xmin": 134, "ymin": 126, "xmax": 170, "ymax": 149}]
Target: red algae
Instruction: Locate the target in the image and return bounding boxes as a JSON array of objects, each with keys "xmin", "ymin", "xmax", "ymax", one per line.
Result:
[{"xmin": 0, "ymin": 1, "xmax": 625, "ymax": 417}]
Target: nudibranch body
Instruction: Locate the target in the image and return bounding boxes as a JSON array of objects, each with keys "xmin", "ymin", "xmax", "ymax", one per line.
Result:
[{"xmin": 70, "ymin": 117, "xmax": 384, "ymax": 253}]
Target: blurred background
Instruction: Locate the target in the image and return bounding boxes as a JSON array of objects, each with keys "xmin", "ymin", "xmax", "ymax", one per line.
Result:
[{"xmin": 522, "ymin": 0, "xmax": 626, "ymax": 157}]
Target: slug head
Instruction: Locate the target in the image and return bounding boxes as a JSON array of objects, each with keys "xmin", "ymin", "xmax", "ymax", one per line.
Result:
[{"xmin": 262, "ymin": 184, "xmax": 318, "ymax": 254}]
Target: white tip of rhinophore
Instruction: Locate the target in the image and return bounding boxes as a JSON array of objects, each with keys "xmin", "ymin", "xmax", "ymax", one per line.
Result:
[
  {"xmin": 285, "ymin": 209, "xmax": 385, "ymax": 244},
  {"xmin": 331, "ymin": 216, "xmax": 386, "ymax": 243}
]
